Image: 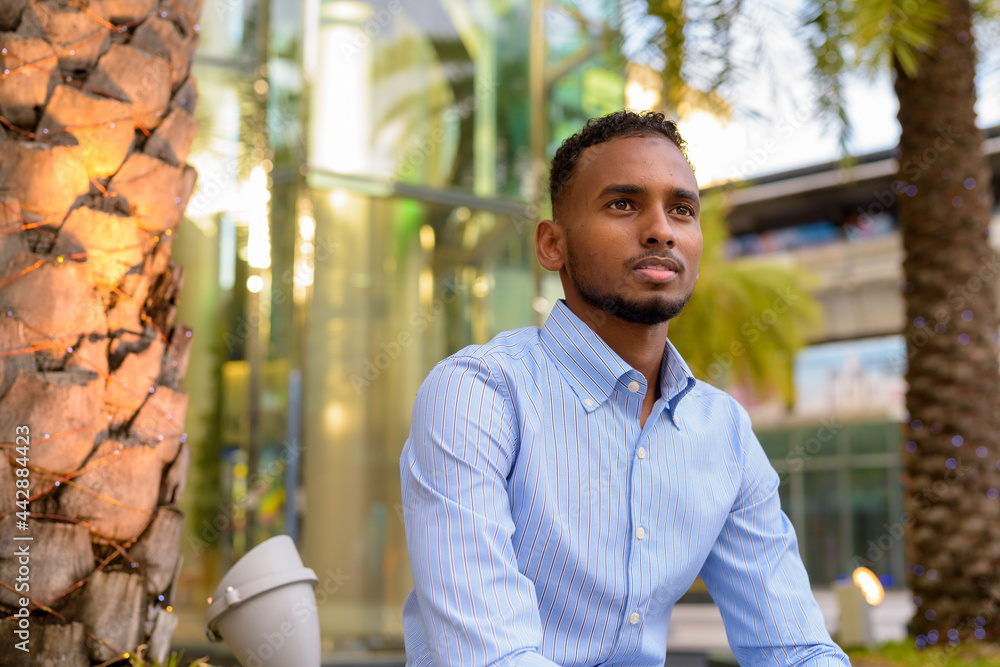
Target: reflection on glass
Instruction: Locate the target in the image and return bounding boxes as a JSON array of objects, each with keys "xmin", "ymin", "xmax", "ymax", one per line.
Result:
[
  {"xmin": 301, "ymin": 184, "xmax": 534, "ymax": 639},
  {"xmin": 305, "ymin": 0, "xmax": 531, "ymax": 195}
]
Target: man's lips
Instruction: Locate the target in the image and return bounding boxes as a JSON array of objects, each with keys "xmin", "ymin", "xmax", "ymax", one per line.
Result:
[
  {"xmin": 632, "ymin": 256, "xmax": 681, "ymax": 282},
  {"xmin": 634, "ymin": 267, "xmax": 677, "ymax": 281}
]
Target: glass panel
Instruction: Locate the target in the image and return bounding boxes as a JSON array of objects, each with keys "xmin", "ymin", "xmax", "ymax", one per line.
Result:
[
  {"xmin": 546, "ymin": 4, "xmax": 625, "ymax": 152},
  {"xmin": 848, "ymin": 421, "xmax": 894, "ymax": 455},
  {"xmin": 494, "ymin": 1, "xmax": 532, "ymax": 198},
  {"xmin": 301, "ymin": 185, "xmax": 535, "ymax": 638},
  {"xmin": 849, "ymin": 468, "xmax": 895, "ymax": 580},
  {"xmin": 778, "ymin": 476, "xmax": 792, "ymax": 512},
  {"xmin": 757, "ymin": 428, "xmax": 791, "ymax": 460},
  {"xmin": 802, "ymin": 470, "xmax": 841, "ymax": 585},
  {"xmin": 792, "ymin": 423, "xmax": 839, "ymax": 460},
  {"xmin": 196, "ymin": 0, "xmax": 248, "ymax": 60},
  {"xmin": 309, "ymin": 0, "xmax": 530, "ymax": 195}
]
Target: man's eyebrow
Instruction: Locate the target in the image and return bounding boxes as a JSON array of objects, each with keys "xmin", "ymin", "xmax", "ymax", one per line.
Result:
[
  {"xmin": 596, "ymin": 183, "xmax": 646, "ymax": 199},
  {"xmin": 595, "ymin": 183, "xmax": 700, "ymax": 202},
  {"xmin": 673, "ymin": 187, "xmax": 700, "ymax": 202}
]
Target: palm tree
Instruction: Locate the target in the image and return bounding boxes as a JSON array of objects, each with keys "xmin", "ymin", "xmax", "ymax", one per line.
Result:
[
  {"xmin": 889, "ymin": 0, "xmax": 1000, "ymax": 642},
  {"xmin": 0, "ymin": 1, "xmax": 202, "ymax": 663},
  {"xmin": 637, "ymin": 0, "xmax": 1000, "ymax": 642}
]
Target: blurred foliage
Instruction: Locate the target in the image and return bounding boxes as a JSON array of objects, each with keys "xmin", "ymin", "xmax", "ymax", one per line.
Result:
[
  {"xmin": 630, "ymin": 0, "xmax": 998, "ymax": 147},
  {"xmin": 847, "ymin": 639, "xmax": 1000, "ymax": 666},
  {"xmin": 668, "ymin": 189, "xmax": 823, "ymax": 404},
  {"xmin": 634, "ymin": 0, "xmax": 735, "ymax": 117},
  {"xmin": 803, "ymin": 0, "xmax": 948, "ymax": 146},
  {"xmin": 128, "ymin": 649, "xmax": 218, "ymax": 667}
]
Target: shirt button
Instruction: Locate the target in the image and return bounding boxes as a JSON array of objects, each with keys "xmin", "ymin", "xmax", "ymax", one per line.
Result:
[
  {"xmin": 629, "ymin": 612, "xmax": 640, "ymax": 625},
  {"xmin": 584, "ymin": 399, "xmax": 594, "ymax": 407},
  {"xmin": 636, "ymin": 527, "xmax": 645, "ymax": 540},
  {"xmin": 627, "ymin": 380, "xmax": 640, "ymax": 393},
  {"xmin": 637, "ymin": 447, "xmax": 646, "ymax": 459}
]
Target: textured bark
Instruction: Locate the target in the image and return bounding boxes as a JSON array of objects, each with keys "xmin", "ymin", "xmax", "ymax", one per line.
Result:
[
  {"xmin": 0, "ymin": 34, "xmax": 58, "ymax": 127},
  {"xmin": 146, "ymin": 606, "xmax": 180, "ymax": 665},
  {"xmin": 80, "ymin": 570, "xmax": 145, "ymax": 663},
  {"xmin": 0, "ymin": 619, "xmax": 89, "ymax": 666},
  {"xmin": 0, "ymin": 517, "xmax": 92, "ymax": 608},
  {"xmin": 37, "ymin": 84, "xmax": 135, "ymax": 179},
  {"xmin": 0, "ymin": 0, "xmax": 201, "ymax": 661},
  {"xmin": 894, "ymin": 0, "xmax": 1000, "ymax": 641},
  {"xmin": 129, "ymin": 507, "xmax": 184, "ymax": 594}
]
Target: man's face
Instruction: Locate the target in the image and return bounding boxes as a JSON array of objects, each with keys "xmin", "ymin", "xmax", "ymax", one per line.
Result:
[{"xmin": 543, "ymin": 134, "xmax": 702, "ymax": 326}]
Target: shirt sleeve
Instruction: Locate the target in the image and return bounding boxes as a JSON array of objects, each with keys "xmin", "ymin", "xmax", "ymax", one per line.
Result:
[
  {"xmin": 698, "ymin": 405, "xmax": 851, "ymax": 666},
  {"xmin": 400, "ymin": 354, "xmax": 562, "ymax": 667}
]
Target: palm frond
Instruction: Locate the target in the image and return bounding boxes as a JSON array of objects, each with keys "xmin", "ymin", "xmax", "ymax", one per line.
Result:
[{"xmin": 669, "ymin": 190, "xmax": 823, "ymax": 404}]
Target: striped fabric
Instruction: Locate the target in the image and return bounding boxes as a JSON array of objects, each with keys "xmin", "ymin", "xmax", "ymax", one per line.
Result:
[{"xmin": 400, "ymin": 300, "xmax": 849, "ymax": 666}]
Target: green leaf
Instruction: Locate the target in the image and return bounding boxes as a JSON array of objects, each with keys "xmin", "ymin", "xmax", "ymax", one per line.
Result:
[{"xmin": 668, "ymin": 190, "xmax": 823, "ymax": 405}]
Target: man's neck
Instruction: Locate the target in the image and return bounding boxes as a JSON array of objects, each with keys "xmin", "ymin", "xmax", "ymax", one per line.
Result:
[{"xmin": 564, "ymin": 299, "xmax": 667, "ymax": 412}]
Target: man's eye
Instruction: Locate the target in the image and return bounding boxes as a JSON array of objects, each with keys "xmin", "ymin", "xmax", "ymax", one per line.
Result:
[
  {"xmin": 610, "ymin": 200, "xmax": 633, "ymax": 211},
  {"xmin": 673, "ymin": 205, "xmax": 694, "ymax": 216}
]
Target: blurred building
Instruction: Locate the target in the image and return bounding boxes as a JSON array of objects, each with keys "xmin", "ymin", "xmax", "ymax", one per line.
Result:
[
  {"xmin": 712, "ymin": 134, "xmax": 1000, "ymax": 591},
  {"xmin": 169, "ymin": 0, "xmax": 1000, "ymax": 654},
  {"xmin": 172, "ymin": 0, "xmax": 633, "ymax": 652}
]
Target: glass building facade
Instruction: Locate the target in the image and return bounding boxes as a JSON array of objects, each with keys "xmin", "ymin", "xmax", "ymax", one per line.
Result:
[
  {"xmin": 761, "ymin": 420, "xmax": 906, "ymax": 588},
  {"xmin": 174, "ymin": 0, "xmax": 631, "ymax": 649}
]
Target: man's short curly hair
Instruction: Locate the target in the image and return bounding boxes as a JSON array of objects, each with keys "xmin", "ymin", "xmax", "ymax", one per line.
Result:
[{"xmin": 548, "ymin": 109, "xmax": 690, "ymax": 217}]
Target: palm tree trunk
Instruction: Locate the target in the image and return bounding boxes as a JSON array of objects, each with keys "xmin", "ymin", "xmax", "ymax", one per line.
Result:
[
  {"xmin": 894, "ymin": 0, "xmax": 1000, "ymax": 641},
  {"xmin": 0, "ymin": 1, "xmax": 202, "ymax": 663}
]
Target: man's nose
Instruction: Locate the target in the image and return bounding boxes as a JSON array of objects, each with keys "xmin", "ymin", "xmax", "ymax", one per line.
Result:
[{"xmin": 641, "ymin": 207, "xmax": 676, "ymax": 247}]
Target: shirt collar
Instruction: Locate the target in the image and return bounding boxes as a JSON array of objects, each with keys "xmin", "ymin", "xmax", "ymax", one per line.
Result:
[
  {"xmin": 660, "ymin": 336, "xmax": 697, "ymax": 420},
  {"xmin": 539, "ymin": 300, "xmax": 696, "ymax": 413}
]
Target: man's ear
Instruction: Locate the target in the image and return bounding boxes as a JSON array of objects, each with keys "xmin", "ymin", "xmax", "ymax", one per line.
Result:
[{"xmin": 535, "ymin": 218, "xmax": 565, "ymax": 271}]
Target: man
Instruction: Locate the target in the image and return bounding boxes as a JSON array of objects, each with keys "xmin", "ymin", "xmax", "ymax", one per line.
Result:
[{"xmin": 400, "ymin": 110, "xmax": 849, "ymax": 666}]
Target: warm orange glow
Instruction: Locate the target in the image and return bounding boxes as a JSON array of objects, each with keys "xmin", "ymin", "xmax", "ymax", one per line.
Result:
[{"xmin": 852, "ymin": 567, "xmax": 885, "ymax": 606}]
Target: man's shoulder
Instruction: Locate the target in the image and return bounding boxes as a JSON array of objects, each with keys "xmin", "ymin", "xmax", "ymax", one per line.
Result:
[
  {"xmin": 687, "ymin": 377, "xmax": 735, "ymax": 401},
  {"xmin": 684, "ymin": 378, "xmax": 753, "ymax": 425},
  {"xmin": 416, "ymin": 326, "xmax": 544, "ymax": 409},
  {"xmin": 442, "ymin": 325, "xmax": 543, "ymax": 367},
  {"xmin": 421, "ymin": 326, "xmax": 545, "ymax": 388}
]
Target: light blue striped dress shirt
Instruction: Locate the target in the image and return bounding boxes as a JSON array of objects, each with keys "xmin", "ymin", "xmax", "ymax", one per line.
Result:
[{"xmin": 400, "ymin": 300, "xmax": 849, "ymax": 666}]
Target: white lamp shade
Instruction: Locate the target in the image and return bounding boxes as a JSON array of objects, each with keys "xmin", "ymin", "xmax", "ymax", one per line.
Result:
[{"xmin": 206, "ymin": 535, "xmax": 321, "ymax": 667}]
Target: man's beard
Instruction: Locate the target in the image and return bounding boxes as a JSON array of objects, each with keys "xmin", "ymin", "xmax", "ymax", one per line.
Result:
[{"xmin": 567, "ymin": 241, "xmax": 692, "ymax": 325}]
